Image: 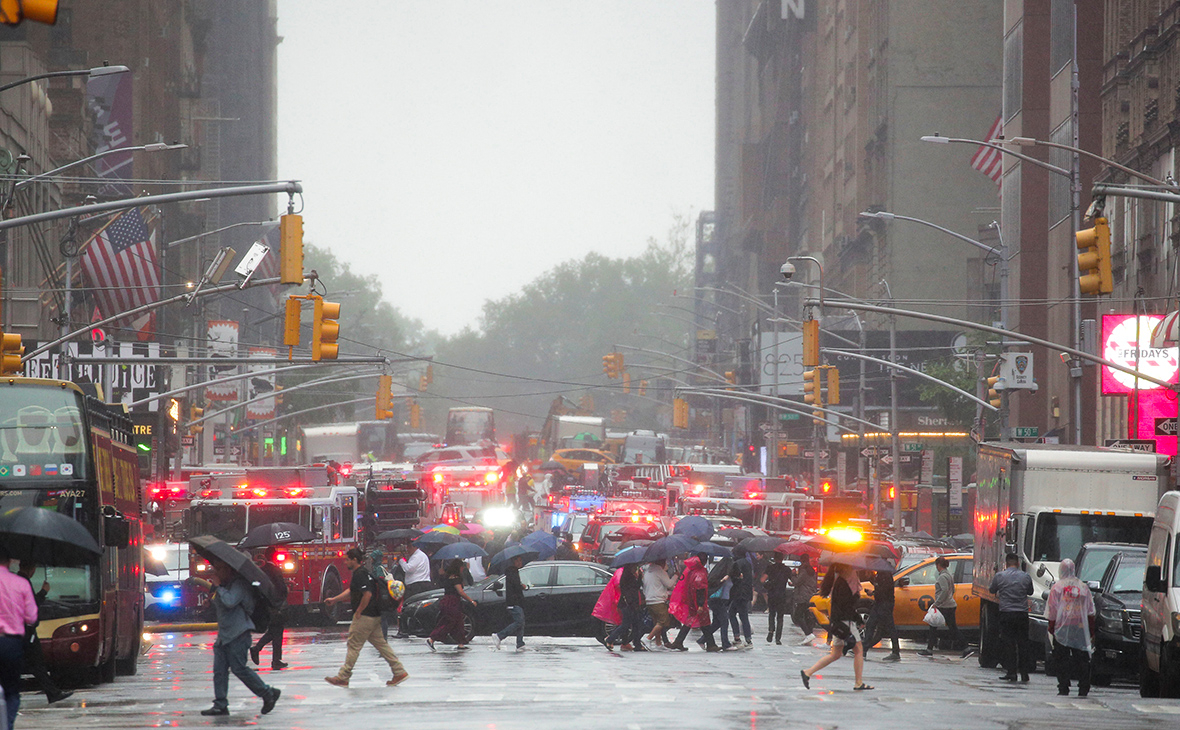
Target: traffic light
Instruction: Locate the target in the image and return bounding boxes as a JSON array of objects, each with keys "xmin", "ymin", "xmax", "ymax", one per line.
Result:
[
  {"xmin": 725, "ymin": 371, "xmax": 736, "ymax": 388},
  {"xmin": 279, "ymin": 213, "xmax": 304, "ymax": 285},
  {"xmin": 802, "ymin": 319, "xmax": 820, "ymax": 368},
  {"xmin": 189, "ymin": 405, "xmax": 204, "ymax": 434},
  {"xmin": 418, "ymin": 374, "xmax": 428, "ymax": 392},
  {"xmin": 409, "ymin": 400, "xmax": 421, "ymax": 429},
  {"xmin": 672, "ymin": 398, "xmax": 689, "ymax": 429},
  {"xmin": 638, "ymin": 380, "xmax": 648, "ymax": 397},
  {"xmin": 821, "ymin": 480, "xmax": 832, "ymax": 495},
  {"xmin": 274, "ymin": 385, "xmax": 284, "ymax": 408},
  {"xmin": 167, "ymin": 398, "xmax": 181, "ymax": 422},
  {"xmin": 802, "ymin": 368, "xmax": 823, "ymax": 421},
  {"xmin": 987, "ymin": 376, "xmax": 1003, "ymax": 408},
  {"xmin": 424, "ymin": 364, "xmax": 434, "ymax": 385},
  {"xmin": 622, "ymin": 372, "xmax": 631, "ymax": 394},
  {"xmin": 824, "ymin": 365, "xmax": 840, "ymax": 405},
  {"xmin": 376, "ymin": 375, "xmax": 393, "ymax": 420},
  {"xmin": 0, "ymin": 332, "xmax": 23, "ymax": 375},
  {"xmin": 1076, "ymin": 216, "xmax": 1113, "ymax": 296},
  {"xmin": 310, "ymin": 295, "xmax": 340, "ymax": 361},
  {"xmin": 0, "ymin": 0, "xmax": 58, "ymax": 26},
  {"xmin": 603, "ymin": 354, "xmax": 614, "ymax": 378},
  {"xmin": 283, "ymin": 296, "xmax": 301, "ymax": 348}
]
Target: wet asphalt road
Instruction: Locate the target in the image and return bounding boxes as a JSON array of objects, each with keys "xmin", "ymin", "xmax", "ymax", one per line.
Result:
[{"xmin": 13, "ymin": 615, "xmax": 1180, "ymax": 730}]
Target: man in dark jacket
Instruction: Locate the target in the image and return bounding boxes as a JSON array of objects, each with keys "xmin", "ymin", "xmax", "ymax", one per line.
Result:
[
  {"xmin": 728, "ymin": 546, "xmax": 754, "ymax": 648},
  {"xmin": 865, "ymin": 567, "xmax": 900, "ymax": 661},
  {"xmin": 492, "ymin": 556, "xmax": 527, "ymax": 650},
  {"xmin": 250, "ymin": 553, "xmax": 289, "ymax": 670},
  {"xmin": 16, "ymin": 562, "xmax": 71, "ymax": 703}
]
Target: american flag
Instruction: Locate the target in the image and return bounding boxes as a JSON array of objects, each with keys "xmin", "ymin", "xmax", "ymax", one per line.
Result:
[
  {"xmin": 970, "ymin": 115, "xmax": 1004, "ymax": 188},
  {"xmin": 80, "ymin": 208, "xmax": 160, "ymax": 338}
]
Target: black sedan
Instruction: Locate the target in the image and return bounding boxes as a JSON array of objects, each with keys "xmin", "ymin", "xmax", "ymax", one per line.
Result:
[
  {"xmin": 1090, "ymin": 548, "xmax": 1147, "ymax": 686},
  {"xmin": 401, "ymin": 560, "xmax": 614, "ymax": 641}
]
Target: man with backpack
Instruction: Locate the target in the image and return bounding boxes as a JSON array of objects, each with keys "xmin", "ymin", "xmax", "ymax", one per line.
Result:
[
  {"xmin": 323, "ymin": 548, "xmax": 409, "ymax": 688},
  {"xmin": 199, "ymin": 557, "xmax": 281, "ymax": 717},
  {"xmin": 250, "ymin": 552, "xmax": 289, "ymax": 670}
]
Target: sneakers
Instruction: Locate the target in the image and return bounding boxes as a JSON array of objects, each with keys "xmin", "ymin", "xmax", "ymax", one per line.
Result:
[
  {"xmin": 775, "ymin": 639, "xmax": 782, "ymax": 646},
  {"xmin": 796, "ymin": 634, "xmax": 815, "ymax": 646},
  {"xmin": 47, "ymin": 691, "xmax": 74, "ymax": 703},
  {"xmin": 426, "ymin": 638, "xmax": 436, "ymax": 652},
  {"xmin": 732, "ymin": 638, "xmax": 745, "ymax": 649},
  {"xmin": 271, "ymin": 661, "xmax": 289, "ymax": 670},
  {"xmin": 261, "ymin": 688, "xmax": 281, "ymax": 715},
  {"xmin": 324, "ymin": 676, "xmax": 349, "ymax": 687},
  {"xmin": 387, "ymin": 672, "xmax": 410, "ymax": 687},
  {"xmin": 492, "ymin": 634, "xmax": 502, "ymax": 650},
  {"xmin": 200, "ymin": 707, "xmax": 229, "ymax": 716},
  {"xmin": 250, "ymin": 646, "xmax": 261, "ymax": 665},
  {"xmin": 881, "ymin": 653, "xmax": 901, "ymax": 663},
  {"xmin": 515, "ymin": 644, "xmax": 526, "ymax": 651},
  {"xmin": 917, "ymin": 649, "xmax": 933, "ymax": 657}
]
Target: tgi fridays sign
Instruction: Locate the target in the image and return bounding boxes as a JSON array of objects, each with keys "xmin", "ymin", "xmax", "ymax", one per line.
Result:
[
  {"xmin": 1101, "ymin": 314, "xmax": 1179, "ymax": 457},
  {"xmin": 20, "ymin": 340, "xmax": 164, "ymax": 412}
]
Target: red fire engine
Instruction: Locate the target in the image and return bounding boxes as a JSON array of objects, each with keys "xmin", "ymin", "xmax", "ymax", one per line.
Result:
[{"xmin": 186, "ymin": 466, "xmax": 360, "ymax": 625}]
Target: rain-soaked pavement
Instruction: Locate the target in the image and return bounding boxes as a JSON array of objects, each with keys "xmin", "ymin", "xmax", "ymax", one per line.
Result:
[{"xmin": 14, "ymin": 615, "xmax": 1180, "ymax": 730}]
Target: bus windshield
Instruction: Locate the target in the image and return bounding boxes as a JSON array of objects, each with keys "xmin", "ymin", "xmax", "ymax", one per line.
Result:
[
  {"xmin": 189, "ymin": 504, "xmax": 248, "ymax": 543},
  {"xmin": 0, "ymin": 384, "xmax": 88, "ymax": 480},
  {"xmin": 1031, "ymin": 513, "xmax": 1152, "ymax": 563}
]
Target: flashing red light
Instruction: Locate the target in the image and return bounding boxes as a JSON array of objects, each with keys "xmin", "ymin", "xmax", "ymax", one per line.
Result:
[
  {"xmin": 485, "ymin": 471, "xmax": 499, "ymax": 484},
  {"xmin": 433, "ymin": 473, "xmax": 444, "ymax": 484},
  {"xmin": 252, "ymin": 488, "xmax": 268, "ymax": 498},
  {"xmin": 273, "ymin": 552, "xmax": 288, "ymax": 562},
  {"xmin": 888, "ymin": 487, "xmax": 896, "ymax": 500},
  {"xmin": 746, "ymin": 491, "xmax": 762, "ymax": 499},
  {"xmin": 340, "ymin": 462, "xmax": 353, "ymax": 476},
  {"xmin": 200, "ymin": 489, "xmax": 221, "ymax": 499}
]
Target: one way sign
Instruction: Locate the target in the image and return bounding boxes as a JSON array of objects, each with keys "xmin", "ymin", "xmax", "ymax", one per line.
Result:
[
  {"xmin": 1156, "ymin": 418, "xmax": 1179, "ymax": 437},
  {"xmin": 1104, "ymin": 439, "xmax": 1157, "ymax": 453}
]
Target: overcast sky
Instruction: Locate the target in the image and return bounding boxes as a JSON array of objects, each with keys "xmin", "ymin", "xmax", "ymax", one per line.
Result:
[{"xmin": 275, "ymin": 1, "xmax": 715, "ymax": 336}]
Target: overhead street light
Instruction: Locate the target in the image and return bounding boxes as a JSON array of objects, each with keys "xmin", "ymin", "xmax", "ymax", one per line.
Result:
[
  {"xmin": 0, "ymin": 64, "xmax": 130, "ymax": 94},
  {"xmin": 12, "ymin": 142, "xmax": 187, "ymax": 192}
]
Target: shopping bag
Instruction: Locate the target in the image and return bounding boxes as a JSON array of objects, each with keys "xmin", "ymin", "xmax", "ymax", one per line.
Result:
[{"xmin": 923, "ymin": 606, "xmax": 946, "ymax": 627}]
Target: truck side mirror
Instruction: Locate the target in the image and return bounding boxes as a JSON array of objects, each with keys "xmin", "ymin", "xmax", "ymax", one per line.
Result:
[
  {"xmin": 1146, "ymin": 565, "xmax": 1165, "ymax": 593},
  {"xmin": 1003, "ymin": 515, "xmax": 1017, "ymax": 551}
]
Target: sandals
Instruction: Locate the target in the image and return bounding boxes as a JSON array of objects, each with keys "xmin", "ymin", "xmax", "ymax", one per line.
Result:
[
  {"xmin": 800, "ymin": 670, "xmax": 810, "ymax": 689},
  {"xmin": 853, "ymin": 684, "xmax": 874, "ymax": 691}
]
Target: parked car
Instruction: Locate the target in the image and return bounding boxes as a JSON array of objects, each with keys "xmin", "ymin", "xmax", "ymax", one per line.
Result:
[
  {"xmin": 1090, "ymin": 546, "xmax": 1147, "ymax": 686},
  {"xmin": 400, "ymin": 560, "xmax": 614, "ymax": 641}
]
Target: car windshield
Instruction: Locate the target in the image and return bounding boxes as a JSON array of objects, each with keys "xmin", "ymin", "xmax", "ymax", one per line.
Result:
[
  {"xmin": 1077, "ymin": 547, "xmax": 1127, "ymax": 583},
  {"xmin": 1031, "ymin": 514, "xmax": 1152, "ymax": 564},
  {"xmin": 1106, "ymin": 560, "xmax": 1146, "ymax": 594}
]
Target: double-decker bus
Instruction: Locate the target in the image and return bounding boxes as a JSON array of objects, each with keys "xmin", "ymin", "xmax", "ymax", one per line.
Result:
[
  {"xmin": 186, "ymin": 466, "xmax": 360, "ymax": 625},
  {"xmin": 0, "ymin": 378, "xmax": 144, "ymax": 684}
]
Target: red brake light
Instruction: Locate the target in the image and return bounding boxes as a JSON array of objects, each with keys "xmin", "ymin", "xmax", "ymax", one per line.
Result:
[
  {"xmin": 273, "ymin": 552, "xmax": 287, "ymax": 562},
  {"xmin": 340, "ymin": 463, "xmax": 353, "ymax": 476}
]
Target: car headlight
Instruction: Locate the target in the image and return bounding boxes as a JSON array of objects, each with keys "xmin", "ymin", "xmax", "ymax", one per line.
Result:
[
  {"xmin": 1098, "ymin": 608, "xmax": 1123, "ymax": 628},
  {"xmin": 417, "ymin": 599, "xmax": 437, "ymax": 609},
  {"xmin": 1028, "ymin": 597, "xmax": 1046, "ymax": 616}
]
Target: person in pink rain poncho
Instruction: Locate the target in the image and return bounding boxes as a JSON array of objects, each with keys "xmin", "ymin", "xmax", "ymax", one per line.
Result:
[{"xmin": 666, "ymin": 555, "xmax": 710, "ymax": 651}]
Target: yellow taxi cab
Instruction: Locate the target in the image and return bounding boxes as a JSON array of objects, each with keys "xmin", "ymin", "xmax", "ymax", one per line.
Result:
[
  {"xmin": 551, "ymin": 448, "xmax": 616, "ymax": 472},
  {"xmin": 808, "ymin": 553, "xmax": 978, "ymax": 640}
]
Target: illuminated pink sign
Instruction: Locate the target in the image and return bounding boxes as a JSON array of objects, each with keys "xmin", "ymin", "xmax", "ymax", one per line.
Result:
[{"xmin": 1102, "ymin": 314, "xmax": 1179, "ymax": 456}]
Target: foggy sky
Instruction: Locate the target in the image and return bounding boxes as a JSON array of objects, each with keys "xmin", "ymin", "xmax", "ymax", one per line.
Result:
[{"xmin": 275, "ymin": 1, "xmax": 715, "ymax": 336}]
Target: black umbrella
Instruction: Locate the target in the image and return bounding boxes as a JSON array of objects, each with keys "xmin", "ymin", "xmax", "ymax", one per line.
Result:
[
  {"xmin": 432, "ymin": 541, "xmax": 487, "ymax": 562},
  {"xmin": 0, "ymin": 507, "xmax": 101, "ymax": 566},
  {"xmin": 644, "ymin": 535, "xmax": 698, "ymax": 562},
  {"xmin": 738, "ymin": 536, "xmax": 788, "ymax": 553},
  {"xmin": 143, "ymin": 548, "xmax": 170, "ymax": 577},
  {"xmin": 238, "ymin": 522, "xmax": 316, "ymax": 549},
  {"xmin": 413, "ymin": 531, "xmax": 461, "ymax": 547},
  {"xmin": 489, "ymin": 544, "xmax": 539, "ymax": 573},
  {"xmin": 610, "ymin": 544, "xmax": 648, "ymax": 568},
  {"xmin": 672, "ymin": 515, "xmax": 715, "ymax": 541},
  {"xmin": 189, "ymin": 535, "xmax": 279, "ymax": 603},
  {"xmin": 376, "ymin": 528, "xmax": 424, "ymax": 541},
  {"xmin": 689, "ymin": 541, "xmax": 732, "ymax": 558},
  {"xmin": 618, "ymin": 539, "xmax": 655, "ymax": 551}
]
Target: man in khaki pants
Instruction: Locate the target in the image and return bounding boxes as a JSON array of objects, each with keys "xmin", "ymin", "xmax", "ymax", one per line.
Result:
[{"xmin": 324, "ymin": 548, "xmax": 409, "ymax": 687}]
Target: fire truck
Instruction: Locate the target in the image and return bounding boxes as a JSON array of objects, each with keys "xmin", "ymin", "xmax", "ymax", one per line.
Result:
[
  {"xmin": 362, "ymin": 474, "xmax": 424, "ymax": 543},
  {"xmin": 185, "ymin": 465, "xmax": 359, "ymax": 625},
  {"xmin": 680, "ymin": 493, "xmax": 824, "ymax": 534},
  {"xmin": 423, "ymin": 462, "xmax": 507, "ymax": 523}
]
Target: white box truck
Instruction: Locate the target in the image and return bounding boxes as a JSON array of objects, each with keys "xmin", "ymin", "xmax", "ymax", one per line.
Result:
[{"xmin": 972, "ymin": 443, "xmax": 1169, "ymax": 670}]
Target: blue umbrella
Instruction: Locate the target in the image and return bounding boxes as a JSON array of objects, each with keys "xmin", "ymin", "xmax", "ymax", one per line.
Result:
[
  {"xmin": 611, "ymin": 544, "xmax": 648, "ymax": 568},
  {"xmin": 521, "ymin": 530, "xmax": 558, "ymax": 560},
  {"xmin": 643, "ymin": 534, "xmax": 698, "ymax": 562},
  {"xmin": 689, "ymin": 540, "xmax": 732, "ymax": 558},
  {"xmin": 489, "ymin": 544, "xmax": 539, "ymax": 573},
  {"xmin": 432, "ymin": 541, "xmax": 488, "ymax": 562},
  {"xmin": 673, "ymin": 515, "xmax": 715, "ymax": 541}
]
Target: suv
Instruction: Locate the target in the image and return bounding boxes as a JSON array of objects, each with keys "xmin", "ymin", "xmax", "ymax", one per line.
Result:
[
  {"xmin": 1076, "ymin": 542, "xmax": 1144, "ymax": 586},
  {"xmin": 414, "ymin": 444, "xmax": 506, "ymax": 469},
  {"xmin": 579, "ymin": 518, "xmax": 664, "ymax": 563},
  {"xmin": 1091, "ymin": 546, "xmax": 1147, "ymax": 686}
]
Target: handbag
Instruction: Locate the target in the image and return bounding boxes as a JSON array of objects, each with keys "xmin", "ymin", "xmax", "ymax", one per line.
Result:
[{"xmin": 923, "ymin": 606, "xmax": 946, "ymax": 628}]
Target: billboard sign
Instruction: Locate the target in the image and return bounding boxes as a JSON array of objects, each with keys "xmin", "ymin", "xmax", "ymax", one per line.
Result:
[{"xmin": 1102, "ymin": 314, "xmax": 1179, "ymax": 394}]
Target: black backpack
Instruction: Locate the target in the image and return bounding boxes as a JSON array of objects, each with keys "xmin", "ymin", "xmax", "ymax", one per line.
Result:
[{"xmin": 248, "ymin": 583, "xmax": 274, "ymax": 634}]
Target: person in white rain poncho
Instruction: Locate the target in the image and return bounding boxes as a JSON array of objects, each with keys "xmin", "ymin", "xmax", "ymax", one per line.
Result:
[{"xmin": 1045, "ymin": 558, "xmax": 1095, "ymax": 697}]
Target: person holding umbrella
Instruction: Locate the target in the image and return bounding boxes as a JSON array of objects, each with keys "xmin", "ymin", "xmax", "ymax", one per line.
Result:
[
  {"xmin": 393, "ymin": 541, "xmax": 433, "ymax": 639},
  {"xmin": 427, "ymin": 559, "xmax": 478, "ymax": 651},
  {"xmin": 324, "ymin": 548, "xmax": 409, "ymax": 687},
  {"xmin": 492, "ymin": 554, "xmax": 528, "ymax": 651},
  {"xmin": 800, "ymin": 562, "xmax": 872, "ymax": 691},
  {"xmin": 200, "ymin": 556, "xmax": 282, "ymax": 716},
  {"xmin": 667, "ymin": 554, "xmax": 711, "ymax": 651},
  {"xmin": 0, "ymin": 546, "xmax": 37, "ymax": 728},
  {"xmin": 249, "ymin": 552, "xmax": 289, "ymax": 670},
  {"xmin": 728, "ymin": 545, "xmax": 754, "ymax": 649},
  {"xmin": 761, "ymin": 552, "xmax": 791, "ymax": 645},
  {"xmin": 604, "ymin": 563, "xmax": 646, "ymax": 652}
]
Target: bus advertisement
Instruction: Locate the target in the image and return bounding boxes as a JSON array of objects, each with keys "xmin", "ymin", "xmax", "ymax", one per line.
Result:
[{"xmin": 0, "ymin": 378, "xmax": 144, "ymax": 684}]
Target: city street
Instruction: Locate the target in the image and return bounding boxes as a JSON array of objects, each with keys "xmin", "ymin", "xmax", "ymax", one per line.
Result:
[{"xmin": 15, "ymin": 617, "xmax": 1180, "ymax": 730}]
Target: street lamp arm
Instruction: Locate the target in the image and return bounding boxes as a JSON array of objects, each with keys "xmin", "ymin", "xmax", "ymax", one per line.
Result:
[
  {"xmin": 1008, "ymin": 136, "xmax": 1172, "ymax": 188},
  {"xmin": 13, "ymin": 143, "xmax": 187, "ymax": 190},
  {"xmin": 1092, "ymin": 183, "xmax": 1180, "ymax": 205},
  {"xmin": 0, "ymin": 180, "xmax": 302, "ymax": 232},
  {"xmin": 0, "ymin": 65, "xmax": 130, "ymax": 93},
  {"xmin": 232, "ymin": 397, "xmax": 375, "ymax": 436},
  {"xmin": 921, "ymin": 135, "xmax": 1070, "ymax": 177},
  {"xmin": 860, "ymin": 211, "xmax": 1000, "ymax": 257},
  {"xmin": 822, "ymin": 347, "xmax": 997, "ymax": 412},
  {"xmin": 23, "ymin": 273, "xmax": 301, "ymax": 362},
  {"xmin": 808, "ymin": 297, "xmax": 1176, "ymax": 391},
  {"xmin": 613, "ymin": 343, "xmax": 729, "ymax": 384},
  {"xmin": 187, "ymin": 369, "xmax": 383, "ymax": 427},
  {"xmin": 129, "ymin": 361, "xmax": 345, "ymax": 408},
  {"xmin": 683, "ymin": 386, "xmax": 872, "ymax": 433}
]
